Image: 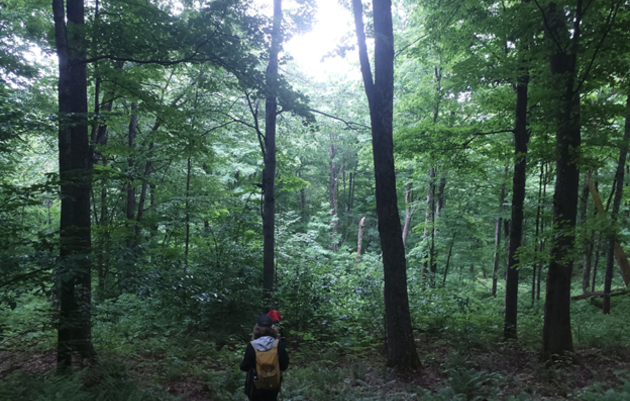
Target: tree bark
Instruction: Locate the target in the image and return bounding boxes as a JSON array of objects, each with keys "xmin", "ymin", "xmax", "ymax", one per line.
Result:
[
  {"xmin": 352, "ymin": 0, "xmax": 421, "ymax": 369},
  {"xmin": 541, "ymin": 0, "xmax": 582, "ymax": 360},
  {"xmin": 402, "ymin": 182, "xmax": 419, "ymax": 247},
  {"xmin": 356, "ymin": 216, "xmax": 366, "ymax": 262},
  {"xmin": 603, "ymin": 89, "xmax": 630, "ymax": 314},
  {"xmin": 262, "ymin": 0, "xmax": 282, "ymax": 303},
  {"xmin": 492, "ymin": 167, "xmax": 508, "ymax": 298},
  {"xmin": 504, "ymin": 69, "xmax": 529, "ymax": 340},
  {"xmin": 422, "ymin": 167, "xmax": 435, "ymax": 281},
  {"xmin": 53, "ymin": 0, "xmax": 93, "ymax": 368},
  {"xmin": 532, "ymin": 164, "xmax": 543, "ymax": 305},
  {"xmin": 329, "ymin": 136, "xmax": 339, "ymax": 251},
  {"xmin": 580, "ymin": 172, "xmax": 592, "ymax": 293},
  {"xmin": 126, "ymin": 103, "xmax": 138, "ymax": 249},
  {"xmin": 442, "ymin": 234, "xmax": 456, "ymax": 287},
  {"xmin": 185, "ymin": 156, "xmax": 192, "ymax": 265}
]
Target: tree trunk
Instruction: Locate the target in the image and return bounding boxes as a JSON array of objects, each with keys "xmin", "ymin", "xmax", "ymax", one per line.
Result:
[
  {"xmin": 430, "ymin": 176, "xmax": 446, "ymax": 279},
  {"xmin": 126, "ymin": 103, "xmax": 138, "ymax": 249},
  {"xmin": 402, "ymin": 182, "xmax": 419, "ymax": 247},
  {"xmin": 356, "ymin": 216, "xmax": 366, "ymax": 262},
  {"xmin": 262, "ymin": 0, "xmax": 282, "ymax": 303},
  {"xmin": 422, "ymin": 167, "xmax": 435, "ymax": 281},
  {"xmin": 603, "ymin": 89, "xmax": 630, "ymax": 314},
  {"xmin": 442, "ymin": 234, "xmax": 456, "ymax": 287},
  {"xmin": 352, "ymin": 0, "xmax": 421, "ymax": 369},
  {"xmin": 541, "ymin": 0, "xmax": 581, "ymax": 360},
  {"xmin": 329, "ymin": 137, "xmax": 339, "ymax": 251},
  {"xmin": 532, "ymin": 164, "xmax": 543, "ymax": 305},
  {"xmin": 53, "ymin": 0, "xmax": 93, "ymax": 368},
  {"xmin": 504, "ymin": 69, "xmax": 529, "ymax": 340},
  {"xmin": 537, "ymin": 164, "xmax": 549, "ymax": 301},
  {"xmin": 185, "ymin": 157, "xmax": 192, "ymax": 266},
  {"xmin": 580, "ymin": 172, "xmax": 592, "ymax": 293},
  {"xmin": 492, "ymin": 167, "xmax": 508, "ymax": 298},
  {"xmin": 592, "ymin": 233, "xmax": 601, "ymax": 292}
]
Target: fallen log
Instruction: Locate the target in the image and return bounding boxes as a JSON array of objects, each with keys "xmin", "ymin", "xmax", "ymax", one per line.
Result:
[{"xmin": 571, "ymin": 288, "xmax": 628, "ymax": 301}]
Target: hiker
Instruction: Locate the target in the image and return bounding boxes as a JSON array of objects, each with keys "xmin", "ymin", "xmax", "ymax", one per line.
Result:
[
  {"xmin": 240, "ymin": 315, "xmax": 289, "ymax": 401},
  {"xmin": 264, "ymin": 306, "xmax": 283, "ymax": 324}
]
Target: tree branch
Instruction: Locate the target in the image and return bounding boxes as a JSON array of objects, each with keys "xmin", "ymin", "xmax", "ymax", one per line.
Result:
[
  {"xmin": 351, "ymin": 0, "xmax": 374, "ymax": 96},
  {"xmin": 245, "ymin": 92, "xmax": 266, "ymax": 158},
  {"xmin": 532, "ymin": 0, "xmax": 565, "ymax": 53},
  {"xmin": 574, "ymin": 0, "xmax": 623, "ymax": 95},
  {"xmin": 462, "ymin": 129, "xmax": 514, "ymax": 148},
  {"xmin": 309, "ymin": 108, "xmax": 371, "ymax": 131}
]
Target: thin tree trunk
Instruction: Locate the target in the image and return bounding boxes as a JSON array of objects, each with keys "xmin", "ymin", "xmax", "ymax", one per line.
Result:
[
  {"xmin": 592, "ymin": 234, "xmax": 601, "ymax": 292},
  {"xmin": 580, "ymin": 172, "xmax": 594, "ymax": 293},
  {"xmin": 329, "ymin": 137, "xmax": 339, "ymax": 251},
  {"xmin": 402, "ymin": 182, "xmax": 419, "ymax": 247},
  {"xmin": 430, "ymin": 176, "xmax": 446, "ymax": 278},
  {"xmin": 492, "ymin": 167, "xmax": 508, "ymax": 297},
  {"xmin": 135, "ymin": 142, "xmax": 154, "ymax": 234},
  {"xmin": 352, "ymin": 0, "xmax": 421, "ymax": 369},
  {"xmin": 126, "ymin": 103, "xmax": 138, "ymax": 249},
  {"xmin": 537, "ymin": 163, "xmax": 549, "ymax": 301},
  {"xmin": 505, "ymin": 68, "xmax": 529, "ymax": 340},
  {"xmin": 532, "ymin": 164, "xmax": 543, "ymax": 305},
  {"xmin": 422, "ymin": 167, "xmax": 435, "ymax": 280},
  {"xmin": 442, "ymin": 234, "xmax": 455, "ymax": 287},
  {"xmin": 603, "ymin": 89, "xmax": 630, "ymax": 314},
  {"xmin": 356, "ymin": 216, "xmax": 366, "ymax": 262},
  {"xmin": 262, "ymin": 0, "xmax": 282, "ymax": 303},
  {"xmin": 185, "ymin": 157, "xmax": 192, "ymax": 266}
]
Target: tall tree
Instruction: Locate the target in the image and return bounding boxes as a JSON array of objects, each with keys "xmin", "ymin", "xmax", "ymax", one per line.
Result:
[
  {"xmin": 262, "ymin": 0, "xmax": 282, "ymax": 303},
  {"xmin": 352, "ymin": 0, "xmax": 421, "ymax": 369},
  {"xmin": 541, "ymin": 0, "xmax": 582, "ymax": 360},
  {"xmin": 52, "ymin": 0, "xmax": 93, "ymax": 368},
  {"xmin": 603, "ymin": 89, "xmax": 630, "ymax": 314},
  {"xmin": 504, "ymin": 19, "xmax": 531, "ymax": 339}
]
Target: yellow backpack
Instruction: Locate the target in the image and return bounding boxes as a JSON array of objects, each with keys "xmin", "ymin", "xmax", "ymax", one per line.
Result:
[{"xmin": 251, "ymin": 339, "xmax": 281, "ymax": 390}]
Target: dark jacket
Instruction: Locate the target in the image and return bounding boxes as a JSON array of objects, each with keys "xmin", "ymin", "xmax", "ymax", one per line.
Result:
[{"xmin": 240, "ymin": 337, "xmax": 289, "ymax": 400}]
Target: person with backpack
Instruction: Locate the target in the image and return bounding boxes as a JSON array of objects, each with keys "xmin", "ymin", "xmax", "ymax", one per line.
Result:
[{"xmin": 240, "ymin": 315, "xmax": 289, "ymax": 401}]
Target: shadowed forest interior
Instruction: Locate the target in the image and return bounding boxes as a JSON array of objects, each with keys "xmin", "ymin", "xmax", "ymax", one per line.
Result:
[{"xmin": 1, "ymin": 0, "xmax": 630, "ymax": 399}]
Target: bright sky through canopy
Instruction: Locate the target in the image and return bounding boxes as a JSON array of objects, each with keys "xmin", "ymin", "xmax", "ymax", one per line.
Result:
[{"xmin": 283, "ymin": 0, "xmax": 356, "ymax": 81}]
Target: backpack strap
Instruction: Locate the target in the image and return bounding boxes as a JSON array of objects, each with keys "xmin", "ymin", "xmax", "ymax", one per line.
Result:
[{"xmin": 273, "ymin": 339, "xmax": 279, "ymax": 349}]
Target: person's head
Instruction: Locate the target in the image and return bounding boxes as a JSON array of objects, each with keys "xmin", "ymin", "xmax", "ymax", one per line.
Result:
[
  {"xmin": 263, "ymin": 306, "xmax": 271, "ymax": 314},
  {"xmin": 252, "ymin": 315, "xmax": 278, "ymax": 340}
]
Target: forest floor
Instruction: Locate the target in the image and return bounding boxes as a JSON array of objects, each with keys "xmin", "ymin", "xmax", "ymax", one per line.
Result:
[{"xmin": 2, "ymin": 332, "xmax": 630, "ymax": 400}]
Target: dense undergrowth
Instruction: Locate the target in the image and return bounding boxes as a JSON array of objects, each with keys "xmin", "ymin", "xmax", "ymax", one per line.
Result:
[{"xmin": 2, "ymin": 270, "xmax": 630, "ymax": 401}]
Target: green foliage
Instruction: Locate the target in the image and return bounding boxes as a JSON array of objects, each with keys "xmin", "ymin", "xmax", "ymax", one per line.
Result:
[
  {"xmin": 0, "ymin": 362, "xmax": 178, "ymax": 401},
  {"xmin": 580, "ymin": 378, "xmax": 630, "ymax": 400}
]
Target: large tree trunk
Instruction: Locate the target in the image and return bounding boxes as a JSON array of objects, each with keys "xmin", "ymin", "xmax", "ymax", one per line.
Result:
[
  {"xmin": 603, "ymin": 89, "xmax": 630, "ymax": 314},
  {"xmin": 352, "ymin": 0, "xmax": 421, "ymax": 370},
  {"xmin": 262, "ymin": 0, "xmax": 282, "ymax": 303},
  {"xmin": 504, "ymin": 71, "xmax": 529, "ymax": 340},
  {"xmin": 53, "ymin": 0, "xmax": 93, "ymax": 368},
  {"xmin": 541, "ymin": 0, "xmax": 581, "ymax": 360}
]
